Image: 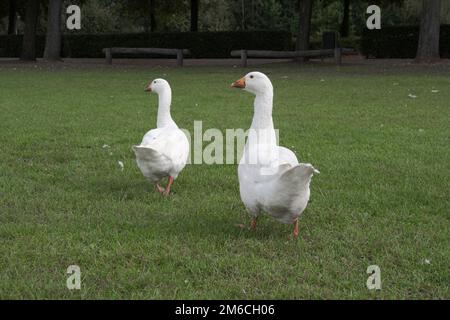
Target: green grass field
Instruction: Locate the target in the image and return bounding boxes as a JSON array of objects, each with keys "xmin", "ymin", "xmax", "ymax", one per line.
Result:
[{"xmin": 0, "ymin": 61, "xmax": 449, "ymax": 299}]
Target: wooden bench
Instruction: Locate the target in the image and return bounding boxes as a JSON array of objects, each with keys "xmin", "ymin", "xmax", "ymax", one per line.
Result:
[
  {"xmin": 102, "ymin": 47, "xmax": 190, "ymax": 66},
  {"xmin": 231, "ymin": 30, "xmax": 348, "ymax": 67},
  {"xmin": 230, "ymin": 48, "xmax": 343, "ymax": 67}
]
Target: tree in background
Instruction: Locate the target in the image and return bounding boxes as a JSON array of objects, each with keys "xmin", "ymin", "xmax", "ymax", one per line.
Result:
[
  {"xmin": 20, "ymin": 0, "xmax": 40, "ymax": 61},
  {"xmin": 44, "ymin": 0, "xmax": 62, "ymax": 60},
  {"xmin": 339, "ymin": 0, "xmax": 350, "ymax": 37},
  {"xmin": 241, "ymin": 0, "xmax": 245, "ymax": 29},
  {"xmin": 0, "ymin": 0, "xmax": 27, "ymax": 35},
  {"xmin": 416, "ymin": 0, "xmax": 441, "ymax": 62},
  {"xmin": 191, "ymin": 0, "xmax": 198, "ymax": 31},
  {"xmin": 146, "ymin": 0, "xmax": 156, "ymax": 32},
  {"xmin": 296, "ymin": 0, "xmax": 313, "ymax": 54},
  {"xmin": 7, "ymin": 0, "xmax": 18, "ymax": 34},
  {"xmin": 229, "ymin": 0, "xmax": 285, "ymax": 31},
  {"xmin": 0, "ymin": 0, "xmax": 448, "ymax": 59},
  {"xmin": 198, "ymin": 0, "xmax": 234, "ymax": 31},
  {"xmin": 65, "ymin": 0, "xmax": 124, "ymax": 34},
  {"xmin": 336, "ymin": 0, "xmax": 406, "ymax": 39},
  {"xmin": 123, "ymin": 0, "xmax": 189, "ymax": 33}
]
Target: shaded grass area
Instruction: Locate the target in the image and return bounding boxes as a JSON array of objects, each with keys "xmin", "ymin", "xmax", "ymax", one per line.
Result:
[{"xmin": 0, "ymin": 62, "xmax": 449, "ymax": 299}]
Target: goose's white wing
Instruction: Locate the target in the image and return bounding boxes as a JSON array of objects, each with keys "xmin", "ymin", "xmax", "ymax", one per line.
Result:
[
  {"xmin": 133, "ymin": 145, "xmax": 172, "ymax": 182},
  {"xmin": 135, "ymin": 127, "xmax": 189, "ymax": 180},
  {"xmin": 277, "ymin": 146, "xmax": 299, "ymax": 167},
  {"xmin": 239, "ymin": 144, "xmax": 298, "ymax": 184}
]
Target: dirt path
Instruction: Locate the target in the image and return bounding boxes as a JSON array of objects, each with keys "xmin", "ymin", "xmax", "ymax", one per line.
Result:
[{"xmin": 1, "ymin": 56, "xmax": 449, "ymax": 73}]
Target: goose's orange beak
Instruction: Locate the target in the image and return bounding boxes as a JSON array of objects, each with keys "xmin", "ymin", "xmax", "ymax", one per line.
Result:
[
  {"xmin": 231, "ymin": 77, "xmax": 245, "ymax": 89},
  {"xmin": 144, "ymin": 82, "xmax": 152, "ymax": 92}
]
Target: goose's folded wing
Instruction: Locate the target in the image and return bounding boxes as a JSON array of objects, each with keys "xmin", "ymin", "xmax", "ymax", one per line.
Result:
[
  {"xmin": 141, "ymin": 128, "xmax": 164, "ymax": 146},
  {"xmin": 132, "ymin": 145, "xmax": 173, "ymax": 178},
  {"xmin": 277, "ymin": 146, "xmax": 299, "ymax": 167},
  {"xmin": 157, "ymin": 129, "xmax": 190, "ymax": 166}
]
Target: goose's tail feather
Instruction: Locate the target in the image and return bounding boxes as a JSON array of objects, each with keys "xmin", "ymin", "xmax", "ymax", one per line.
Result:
[
  {"xmin": 261, "ymin": 163, "xmax": 318, "ymax": 216},
  {"xmin": 276, "ymin": 163, "xmax": 319, "ymax": 194}
]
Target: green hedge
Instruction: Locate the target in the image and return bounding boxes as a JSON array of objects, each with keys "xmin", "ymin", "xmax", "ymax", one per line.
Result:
[
  {"xmin": 309, "ymin": 36, "xmax": 361, "ymax": 51},
  {"xmin": 0, "ymin": 31, "xmax": 292, "ymax": 58},
  {"xmin": 0, "ymin": 35, "xmax": 46, "ymax": 57},
  {"xmin": 361, "ymin": 25, "xmax": 450, "ymax": 58}
]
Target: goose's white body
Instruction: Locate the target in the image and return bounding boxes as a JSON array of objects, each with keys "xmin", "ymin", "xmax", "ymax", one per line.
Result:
[
  {"xmin": 134, "ymin": 126, "xmax": 189, "ymax": 182},
  {"xmin": 235, "ymin": 72, "xmax": 318, "ymax": 225},
  {"xmin": 133, "ymin": 79, "xmax": 189, "ymax": 185}
]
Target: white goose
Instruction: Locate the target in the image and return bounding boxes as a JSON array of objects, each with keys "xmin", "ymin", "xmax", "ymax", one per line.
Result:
[
  {"xmin": 231, "ymin": 72, "xmax": 319, "ymax": 239},
  {"xmin": 133, "ymin": 79, "xmax": 189, "ymax": 196}
]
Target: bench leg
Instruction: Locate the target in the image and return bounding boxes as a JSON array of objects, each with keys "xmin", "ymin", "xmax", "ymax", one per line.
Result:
[
  {"xmin": 105, "ymin": 48, "xmax": 112, "ymax": 65},
  {"xmin": 334, "ymin": 47, "xmax": 342, "ymax": 65},
  {"xmin": 177, "ymin": 50, "xmax": 183, "ymax": 67},
  {"xmin": 241, "ymin": 50, "xmax": 247, "ymax": 68}
]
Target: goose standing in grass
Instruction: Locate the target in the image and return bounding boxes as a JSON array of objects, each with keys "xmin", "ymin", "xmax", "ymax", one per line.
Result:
[
  {"xmin": 133, "ymin": 79, "xmax": 189, "ymax": 196},
  {"xmin": 231, "ymin": 72, "xmax": 319, "ymax": 239}
]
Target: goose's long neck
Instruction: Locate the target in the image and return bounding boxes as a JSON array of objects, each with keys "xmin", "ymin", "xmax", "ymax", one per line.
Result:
[
  {"xmin": 156, "ymin": 88, "xmax": 176, "ymax": 128},
  {"xmin": 250, "ymin": 91, "xmax": 274, "ymax": 130},
  {"xmin": 247, "ymin": 90, "xmax": 277, "ymax": 148}
]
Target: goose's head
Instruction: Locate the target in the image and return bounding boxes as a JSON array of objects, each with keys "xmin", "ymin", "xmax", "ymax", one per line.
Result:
[
  {"xmin": 144, "ymin": 78, "xmax": 170, "ymax": 94},
  {"xmin": 231, "ymin": 71, "xmax": 273, "ymax": 95}
]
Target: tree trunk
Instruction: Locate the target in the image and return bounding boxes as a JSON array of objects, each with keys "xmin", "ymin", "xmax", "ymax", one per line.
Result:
[
  {"xmin": 20, "ymin": 0, "xmax": 40, "ymax": 61},
  {"xmin": 7, "ymin": 0, "xmax": 18, "ymax": 35},
  {"xmin": 190, "ymin": 0, "xmax": 198, "ymax": 32},
  {"xmin": 339, "ymin": 0, "xmax": 350, "ymax": 38},
  {"xmin": 241, "ymin": 0, "xmax": 245, "ymax": 30},
  {"xmin": 144, "ymin": 0, "xmax": 157, "ymax": 32},
  {"xmin": 295, "ymin": 0, "xmax": 313, "ymax": 61},
  {"xmin": 150, "ymin": 0, "xmax": 156, "ymax": 31},
  {"xmin": 44, "ymin": 0, "xmax": 62, "ymax": 61},
  {"xmin": 416, "ymin": 0, "xmax": 441, "ymax": 63}
]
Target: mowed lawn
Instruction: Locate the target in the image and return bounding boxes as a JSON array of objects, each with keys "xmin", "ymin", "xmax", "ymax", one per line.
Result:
[{"xmin": 0, "ymin": 61, "xmax": 448, "ymax": 299}]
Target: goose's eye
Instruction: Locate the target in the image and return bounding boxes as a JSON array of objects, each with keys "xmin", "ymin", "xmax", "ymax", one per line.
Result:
[
  {"xmin": 250, "ymin": 75, "xmax": 254, "ymax": 79},
  {"xmin": 153, "ymin": 81, "xmax": 156, "ymax": 84}
]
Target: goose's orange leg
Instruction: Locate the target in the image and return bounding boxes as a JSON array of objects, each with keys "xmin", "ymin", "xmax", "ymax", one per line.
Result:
[
  {"xmin": 250, "ymin": 216, "xmax": 257, "ymax": 231},
  {"xmin": 163, "ymin": 176, "xmax": 174, "ymax": 196},
  {"xmin": 155, "ymin": 183, "xmax": 165, "ymax": 194},
  {"xmin": 293, "ymin": 219, "xmax": 299, "ymax": 239}
]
